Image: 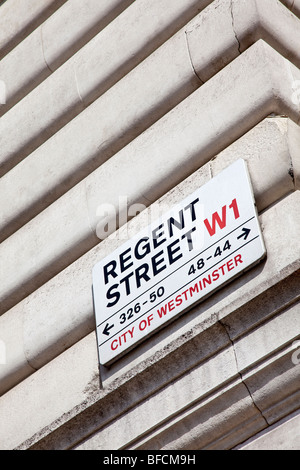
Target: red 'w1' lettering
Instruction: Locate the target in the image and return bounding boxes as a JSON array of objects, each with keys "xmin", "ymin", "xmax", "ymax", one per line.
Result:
[
  {"xmin": 204, "ymin": 199, "xmax": 240, "ymax": 236},
  {"xmin": 229, "ymin": 198, "xmax": 240, "ymax": 219}
]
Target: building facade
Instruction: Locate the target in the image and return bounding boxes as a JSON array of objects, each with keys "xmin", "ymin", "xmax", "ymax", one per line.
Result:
[{"xmin": 0, "ymin": 0, "xmax": 299, "ymax": 450}]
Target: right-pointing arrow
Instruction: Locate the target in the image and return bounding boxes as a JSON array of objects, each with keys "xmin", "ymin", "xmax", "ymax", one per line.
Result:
[{"xmin": 237, "ymin": 227, "xmax": 251, "ymax": 241}]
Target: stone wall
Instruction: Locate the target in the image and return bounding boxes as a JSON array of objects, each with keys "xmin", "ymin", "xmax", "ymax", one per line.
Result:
[{"xmin": 0, "ymin": 0, "xmax": 299, "ymax": 450}]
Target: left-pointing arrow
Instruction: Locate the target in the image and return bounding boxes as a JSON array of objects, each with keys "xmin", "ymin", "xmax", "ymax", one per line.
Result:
[{"xmin": 103, "ymin": 323, "xmax": 114, "ymax": 336}]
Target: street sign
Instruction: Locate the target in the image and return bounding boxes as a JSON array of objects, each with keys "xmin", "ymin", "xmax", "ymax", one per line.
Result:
[{"xmin": 92, "ymin": 159, "xmax": 266, "ymax": 366}]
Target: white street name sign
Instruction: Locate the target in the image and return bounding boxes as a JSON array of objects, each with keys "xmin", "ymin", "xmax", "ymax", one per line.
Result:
[{"xmin": 92, "ymin": 159, "xmax": 266, "ymax": 366}]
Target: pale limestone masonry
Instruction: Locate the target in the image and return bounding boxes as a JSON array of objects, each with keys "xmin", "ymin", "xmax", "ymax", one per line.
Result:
[
  {"xmin": 0, "ymin": 0, "xmax": 212, "ymax": 169},
  {"xmin": 282, "ymin": 0, "xmax": 300, "ymax": 17},
  {"xmin": 0, "ymin": 116, "xmax": 298, "ymax": 395},
  {"xmin": 2, "ymin": 0, "xmax": 300, "ymax": 239},
  {"xmin": 0, "ymin": 0, "xmax": 67, "ymax": 59},
  {"xmin": 1, "ymin": 41, "xmax": 300, "ymax": 316},
  {"xmin": 0, "ymin": 0, "xmax": 135, "ymax": 115},
  {"xmin": 0, "ymin": 0, "xmax": 299, "ymax": 450}
]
